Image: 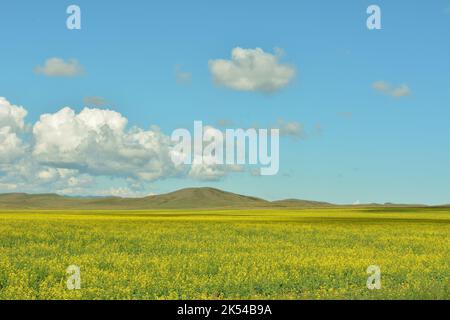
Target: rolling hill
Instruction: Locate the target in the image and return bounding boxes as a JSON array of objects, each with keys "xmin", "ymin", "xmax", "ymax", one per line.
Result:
[
  {"xmin": 0, "ymin": 187, "xmax": 435, "ymax": 210},
  {"xmin": 0, "ymin": 188, "xmax": 274, "ymax": 210},
  {"xmin": 272, "ymin": 199, "xmax": 334, "ymax": 208}
]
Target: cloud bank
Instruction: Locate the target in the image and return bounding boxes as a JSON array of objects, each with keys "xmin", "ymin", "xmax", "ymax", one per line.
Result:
[{"xmin": 0, "ymin": 97, "xmax": 252, "ymax": 194}]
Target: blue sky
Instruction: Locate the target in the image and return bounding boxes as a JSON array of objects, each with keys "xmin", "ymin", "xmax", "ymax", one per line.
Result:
[{"xmin": 0, "ymin": 0, "xmax": 449, "ymax": 204}]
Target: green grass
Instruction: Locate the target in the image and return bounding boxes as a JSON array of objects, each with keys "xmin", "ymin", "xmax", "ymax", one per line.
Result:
[{"xmin": 0, "ymin": 207, "xmax": 449, "ymax": 300}]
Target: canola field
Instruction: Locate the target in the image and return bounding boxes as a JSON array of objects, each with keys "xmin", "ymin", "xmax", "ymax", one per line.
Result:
[{"xmin": 0, "ymin": 208, "xmax": 449, "ymax": 300}]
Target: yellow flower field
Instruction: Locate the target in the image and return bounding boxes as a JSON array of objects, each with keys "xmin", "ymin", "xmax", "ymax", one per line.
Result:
[{"xmin": 0, "ymin": 208, "xmax": 448, "ymax": 300}]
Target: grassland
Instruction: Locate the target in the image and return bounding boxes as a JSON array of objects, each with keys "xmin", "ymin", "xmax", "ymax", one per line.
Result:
[{"xmin": 0, "ymin": 207, "xmax": 448, "ymax": 300}]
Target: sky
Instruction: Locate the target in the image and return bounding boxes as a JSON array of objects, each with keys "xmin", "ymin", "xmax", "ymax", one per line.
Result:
[{"xmin": 0, "ymin": 0, "xmax": 449, "ymax": 204}]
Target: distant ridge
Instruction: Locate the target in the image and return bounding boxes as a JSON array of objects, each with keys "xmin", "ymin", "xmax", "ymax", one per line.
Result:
[
  {"xmin": 0, "ymin": 188, "xmax": 436, "ymax": 210},
  {"xmin": 0, "ymin": 188, "xmax": 271, "ymax": 210},
  {"xmin": 272, "ymin": 199, "xmax": 333, "ymax": 208}
]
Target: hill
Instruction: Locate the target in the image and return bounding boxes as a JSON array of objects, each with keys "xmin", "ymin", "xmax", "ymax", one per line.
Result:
[
  {"xmin": 0, "ymin": 193, "xmax": 85, "ymax": 209},
  {"xmin": 139, "ymin": 187, "xmax": 272, "ymax": 209},
  {"xmin": 0, "ymin": 188, "xmax": 434, "ymax": 210},
  {"xmin": 272, "ymin": 199, "xmax": 334, "ymax": 208},
  {"xmin": 0, "ymin": 188, "xmax": 274, "ymax": 210}
]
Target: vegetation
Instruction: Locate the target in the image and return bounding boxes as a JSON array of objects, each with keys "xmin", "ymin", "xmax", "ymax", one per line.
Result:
[
  {"xmin": 0, "ymin": 207, "xmax": 448, "ymax": 299},
  {"xmin": 0, "ymin": 187, "xmax": 342, "ymax": 210}
]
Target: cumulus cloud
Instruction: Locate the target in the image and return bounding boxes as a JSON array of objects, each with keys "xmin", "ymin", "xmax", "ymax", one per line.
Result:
[
  {"xmin": 372, "ymin": 81, "xmax": 411, "ymax": 98},
  {"xmin": 188, "ymin": 162, "xmax": 243, "ymax": 181},
  {"xmin": 188, "ymin": 161, "xmax": 226, "ymax": 181},
  {"xmin": 0, "ymin": 97, "xmax": 27, "ymax": 131},
  {"xmin": 32, "ymin": 107, "xmax": 178, "ymax": 181},
  {"xmin": 0, "ymin": 97, "xmax": 252, "ymax": 193},
  {"xmin": 0, "ymin": 98, "xmax": 28, "ymax": 163},
  {"xmin": 0, "ymin": 128, "xmax": 26, "ymax": 163},
  {"xmin": 209, "ymin": 47, "xmax": 296, "ymax": 93},
  {"xmin": 0, "ymin": 154, "xmax": 93, "ymax": 196},
  {"xmin": 181, "ymin": 126, "xmax": 246, "ymax": 181},
  {"xmin": 34, "ymin": 58, "xmax": 84, "ymax": 77}
]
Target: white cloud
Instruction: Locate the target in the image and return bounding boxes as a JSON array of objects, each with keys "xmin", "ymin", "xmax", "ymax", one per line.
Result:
[
  {"xmin": 32, "ymin": 107, "xmax": 178, "ymax": 181},
  {"xmin": 0, "ymin": 98, "xmax": 28, "ymax": 163},
  {"xmin": 0, "ymin": 97, "xmax": 27, "ymax": 131},
  {"xmin": 391, "ymin": 85, "xmax": 411, "ymax": 98},
  {"xmin": 175, "ymin": 66, "xmax": 192, "ymax": 85},
  {"xmin": 372, "ymin": 81, "xmax": 411, "ymax": 98},
  {"xmin": 83, "ymin": 96, "xmax": 108, "ymax": 107},
  {"xmin": 250, "ymin": 119, "xmax": 309, "ymax": 139},
  {"xmin": 0, "ymin": 97, "xmax": 253, "ymax": 193},
  {"xmin": 34, "ymin": 58, "xmax": 84, "ymax": 77},
  {"xmin": 95, "ymin": 187, "xmax": 154, "ymax": 198},
  {"xmin": 0, "ymin": 127, "xmax": 26, "ymax": 163},
  {"xmin": 0, "ymin": 154, "xmax": 94, "ymax": 195},
  {"xmin": 0, "ymin": 183, "xmax": 17, "ymax": 191},
  {"xmin": 209, "ymin": 47, "xmax": 296, "ymax": 93},
  {"xmin": 188, "ymin": 161, "xmax": 226, "ymax": 181},
  {"xmin": 183, "ymin": 126, "xmax": 247, "ymax": 181},
  {"xmin": 274, "ymin": 119, "xmax": 306, "ymax": 138},
  {"xmin": 176, "ymin": 72, "xmax": 192, "ymax": 85}
]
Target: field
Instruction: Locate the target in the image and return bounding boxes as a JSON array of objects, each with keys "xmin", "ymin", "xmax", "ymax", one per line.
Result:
[{"xmin": 0, "ymin": 207, "xmax": 449, "ymax": 300}]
